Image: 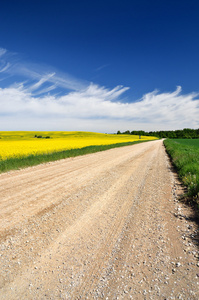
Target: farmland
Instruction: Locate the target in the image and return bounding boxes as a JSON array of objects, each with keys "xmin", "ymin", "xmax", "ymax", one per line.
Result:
[
  {"xmin": 0, "ymin": 131, "xmax": 157, "ymax": 173},
  {"xmin": 164, "ymin": 139, "xmax": 199, "ymax": 207}
]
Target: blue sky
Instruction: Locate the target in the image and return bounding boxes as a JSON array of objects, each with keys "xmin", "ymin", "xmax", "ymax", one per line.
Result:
[{"xmin": 0, "ymin": 0, "xmax": 199, "ymax": 132}]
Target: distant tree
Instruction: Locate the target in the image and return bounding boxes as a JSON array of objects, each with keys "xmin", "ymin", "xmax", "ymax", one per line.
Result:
[
  {"xmin": 117, "ymin": 128, "xmax": 199, "ymax": 139},
  {"xmin": 124, "ymin": 130, "xmax": 130, "ymax": 135}
]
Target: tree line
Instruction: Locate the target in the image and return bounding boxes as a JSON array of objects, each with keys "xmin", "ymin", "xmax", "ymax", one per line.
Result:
[{"xmin": 117, "ymin": 128, "xmax": 199, "ymax": 139}]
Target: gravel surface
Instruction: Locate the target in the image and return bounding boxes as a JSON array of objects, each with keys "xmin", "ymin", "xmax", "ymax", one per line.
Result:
[{"xmin": 0, "ymin": 140, "xmax": 198, "ymax": 299}]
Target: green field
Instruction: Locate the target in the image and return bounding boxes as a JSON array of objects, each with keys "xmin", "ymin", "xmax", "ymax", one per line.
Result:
[
  {"xmin": 169, "ymin": 139, "xmax": 199, "ymax": 148},
  {"xmin": 164, "ymin": 139, "xmax": 199, "ymax": 209}
]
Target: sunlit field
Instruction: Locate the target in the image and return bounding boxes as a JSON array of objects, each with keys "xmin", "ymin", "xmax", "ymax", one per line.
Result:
[
  {"xmin": 0, "ymin": 131, "xmax": 157, "ymax": 160},
  {"xmin": 0, "ymin": 131, "xmax": 157, "ymax": 173}
]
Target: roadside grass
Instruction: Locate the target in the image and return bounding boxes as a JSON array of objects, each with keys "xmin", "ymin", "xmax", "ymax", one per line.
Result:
[
  {"xmin": 164, "ymin": 139, "xmax": 199, "ymax": 211},
  {"xmin": 0, "ymin": 140, "xmax": 153, "ymax": 174}
]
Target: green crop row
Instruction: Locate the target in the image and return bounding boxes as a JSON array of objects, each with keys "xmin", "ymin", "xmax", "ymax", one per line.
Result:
[{"xmin": 164, "ymin": 139, "xmax": 199, "ymax": 210}]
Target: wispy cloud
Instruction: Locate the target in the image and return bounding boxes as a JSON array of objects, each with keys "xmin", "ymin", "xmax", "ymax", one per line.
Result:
[
  {"xmin": 0, "ymin": 62, "xmax": 10, "ymax": 73},
  {"xmin": 13, "ymin": 64, "xmax": 87, "ymax": 91},
  {"xmin": 0, "ymin": 48, "xmax": 199, "ymax": 132},
  {"xmin": 95, "ymin": 64, "xmax": 110, "ymax": 72},
  {"xmin": 32, "ymin": 84, "xmax": 57, "ymax": 96},
  {"xmin": 0, "ymin": 48, "xmax": 87, "ymax": 93},
  {"xmin": 0, "ymin": 48, "xmax": 7, "ymax": 57},
  {"xmin": 28, "ymin": 73, "xmax": 56, "ymax": 91},
  {"xmin": 0, "ymin": 48, "xmax": 11, "ymax": 74}
]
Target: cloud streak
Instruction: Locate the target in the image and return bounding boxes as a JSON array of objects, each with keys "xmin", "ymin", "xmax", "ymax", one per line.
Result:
[
  {"xmin": 0, "ymin": 48, "xmax": 7, "ymax": 57},
  {"xmin": 0, "ymin": 48, "xmax": 87, "ymax": 93},
  {"xmin": 95, "ymin": 64, "xmax": 110, "ymax": 72},
  {"xmin": 0, "ymin": 62, "xmax": 10, "ymax": 73}
]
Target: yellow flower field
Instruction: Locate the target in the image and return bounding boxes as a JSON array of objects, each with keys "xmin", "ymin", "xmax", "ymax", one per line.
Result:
[{"xmin": 0, "ymin": 131, "xmax": 157, "ymax": 161}]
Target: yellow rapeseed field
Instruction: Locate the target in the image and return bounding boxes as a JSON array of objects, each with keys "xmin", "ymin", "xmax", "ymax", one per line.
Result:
[{"xmin": 0, "ymin": 131, "xmax": 157, "ymax": 160}]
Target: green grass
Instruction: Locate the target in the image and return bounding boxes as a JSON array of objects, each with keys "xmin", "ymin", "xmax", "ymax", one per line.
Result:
[
  {"xmin": 0, "ymin": 140, "xmax": 152, "ymax": 174},
  {"xmin": 164, "ymin": 139, "xmax": 199, "ymax": 209},
  {"xmin": 169, "ymin": 139, "xmax": 199, "ymax": 148}
]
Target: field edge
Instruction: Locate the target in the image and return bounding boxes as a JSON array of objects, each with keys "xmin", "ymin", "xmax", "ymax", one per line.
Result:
[
  {"xmin": 164, "ymin": 138, "xmax": 199, "ymax": 217},
  {"xmin": 0, "ymin": 140, "xmax": 155, "ymax": 174}
]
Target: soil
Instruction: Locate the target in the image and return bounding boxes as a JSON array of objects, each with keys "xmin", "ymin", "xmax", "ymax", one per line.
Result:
[{"xmin": 0, "ymin": 140, "xmax": 198, "ymax": 299}]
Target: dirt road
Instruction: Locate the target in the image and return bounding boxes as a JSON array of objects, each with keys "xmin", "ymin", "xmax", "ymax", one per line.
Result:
[{"xmin": 0, "ymin": 140, "xmax": 198, "ymax": 299}]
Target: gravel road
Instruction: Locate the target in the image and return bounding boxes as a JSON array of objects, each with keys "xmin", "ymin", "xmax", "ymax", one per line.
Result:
[{"xmin": 0, "ymin": 140, "xmax": 198, "ymax": 299}]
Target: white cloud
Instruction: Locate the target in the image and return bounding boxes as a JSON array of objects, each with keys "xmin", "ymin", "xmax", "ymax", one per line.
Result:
[
  {"xmin": 0, "ymin": 48, "xmax": 199, "ymax": 132},
  {"xmin": 0, "ymin": 80, "xmax": 199, "ymax": 132}
]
